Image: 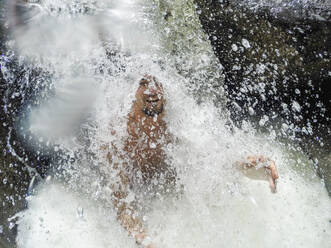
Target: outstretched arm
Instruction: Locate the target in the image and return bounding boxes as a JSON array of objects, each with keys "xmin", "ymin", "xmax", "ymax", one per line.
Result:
[{"xmin": 240, "ymin": 155, "xmax": 279, "ymax": 193}]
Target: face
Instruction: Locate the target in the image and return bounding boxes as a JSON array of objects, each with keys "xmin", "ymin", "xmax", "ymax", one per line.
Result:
[{"xmin": 135, "ymin": 75, "xmax": 164, "ymax": 117}]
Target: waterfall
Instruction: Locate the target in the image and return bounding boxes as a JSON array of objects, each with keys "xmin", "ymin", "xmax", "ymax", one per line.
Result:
[{"xmin": 0, "ymin": 1, "xmax": 330, "ymax": 247}]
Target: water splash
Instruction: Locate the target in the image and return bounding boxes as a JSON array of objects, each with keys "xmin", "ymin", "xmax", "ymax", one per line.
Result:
[{"xmin": 0, "ymin": 0, "xmax": 330, "ymax": 247}]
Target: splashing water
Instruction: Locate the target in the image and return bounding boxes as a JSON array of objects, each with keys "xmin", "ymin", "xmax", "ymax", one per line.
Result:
[{"xmin": 0, "ymin": 0, "xmax": 330, "ymax": 247}]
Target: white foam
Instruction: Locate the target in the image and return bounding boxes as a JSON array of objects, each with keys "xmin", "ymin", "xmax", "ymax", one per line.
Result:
[
  {"xmin": 16, "ymin": 162, "xmax": 331, "ymax": 248},
  {"xmin": 16, "ymin": 183, "xmax": 136, "ymax": 248},
  {"xmin": 13, "ymin": 0, "xmax": 331, "ymax": 247}
]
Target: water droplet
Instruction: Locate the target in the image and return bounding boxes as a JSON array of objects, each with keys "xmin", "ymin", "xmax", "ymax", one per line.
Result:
[
  {"xmin": 248, "ymin": 107, "xmax": 255, "ymax": 116},
  {"xmin": 241, "ymin": 39, "xmax": 251, "ymax": 49},
  {"xmin": 291, "ymin": 101, "xmax": 301, "ymax": 112},
  {"xmin": 77, "ymin": 206, "xmax": 84, "ymax": 219},
  {"xmin": 45, "ymin": 175, "xmax": 52, "ymax": 183},
  {"xmin": 8, "ymin": 222, "xmax": 15, "ymax": 230}
]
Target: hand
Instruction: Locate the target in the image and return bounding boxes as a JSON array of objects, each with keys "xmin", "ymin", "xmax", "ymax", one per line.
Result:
[
  {"xmin": 246, "ymin": 156, "xmax": 279, "ymax": 193},
  {"xmin": 266, "ymin": 160, "xmax": 278, "ymax": 193}
]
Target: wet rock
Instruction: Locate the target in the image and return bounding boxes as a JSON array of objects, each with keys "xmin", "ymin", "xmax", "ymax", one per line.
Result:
[
  {"xmin": 0, "ymin": 1, "xmax": 98, "ymax": 245},
  {"xmin": 0, "ymin": 2, "xmax": 28, "ymax": 246},
  {"xmin": 0, "ymin": 61, "xmax": 51, "ymax": 246},
  {"xmin": 195, "ymin": 0, "xmax": 330, "ymax": 125},
  {"xmin": 0, "ymin": 5, "xmax": 55, "ymax": 245},
  {"xmin": 194, "ymin": 0, "xmax": 331, "ymax": 193}
]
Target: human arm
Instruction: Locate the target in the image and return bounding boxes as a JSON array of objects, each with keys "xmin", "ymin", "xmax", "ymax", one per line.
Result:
[
  {"xmin": 111, "ymin": 169, "xmax": 156, "ymax": 248},
  {"xmin": 101, "ymin": 143, "xmax": 156, "ymax": 247},
  {"xmin": 239, "ymin": 155, "xmax": 279, "ymax": 193}
]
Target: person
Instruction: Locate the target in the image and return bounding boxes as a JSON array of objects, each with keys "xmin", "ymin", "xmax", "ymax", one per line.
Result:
[{"xmin": 102, "ymin": 75, "xmax": 278, "ymax": 248}]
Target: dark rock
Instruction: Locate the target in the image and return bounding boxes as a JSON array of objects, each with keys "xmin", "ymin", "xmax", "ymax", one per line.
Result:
[
  {"xmin": 195, "ymin": 0, "xmax": 331, "ymax": 192},
  {"xmin": 0, "ymin": 3, "xmax": 56, "ymax": 245}
]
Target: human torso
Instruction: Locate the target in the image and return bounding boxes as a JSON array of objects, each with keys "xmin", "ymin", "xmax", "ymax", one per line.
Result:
[{"xmin": 124, "ymin": 105, "xmax": 171, "ymax": 182}]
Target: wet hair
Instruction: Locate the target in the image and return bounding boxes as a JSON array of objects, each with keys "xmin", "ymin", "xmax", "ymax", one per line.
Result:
[{"xmin": 139, "ymin": 75, "xmax": 161, "ymax": 87}]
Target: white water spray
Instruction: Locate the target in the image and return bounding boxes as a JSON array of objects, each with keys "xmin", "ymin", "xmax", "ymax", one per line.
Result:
[{"xmin": 6, "ymin": 0, "xmax": 331, "ymax": 247}]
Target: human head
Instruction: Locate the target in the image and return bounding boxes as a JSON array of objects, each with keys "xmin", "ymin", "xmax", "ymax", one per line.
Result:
[{"xmin": 135, "ymin": 74, "xmax": 164, "ymax": 117}]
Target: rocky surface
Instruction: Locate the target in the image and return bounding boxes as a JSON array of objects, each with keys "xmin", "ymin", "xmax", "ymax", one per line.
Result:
[
  {"xmin": 0, "ymin": 2, "xmax": 54, "ymax": 246},
  {"xmin": 194, "ymin": 0, "xmax": 331, "ymax": 193}
]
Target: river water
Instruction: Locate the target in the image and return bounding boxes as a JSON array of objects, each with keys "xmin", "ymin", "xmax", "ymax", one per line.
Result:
[{"xmin": 1, "ymin": 0, "xmax": 330, "ymax": 247}]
